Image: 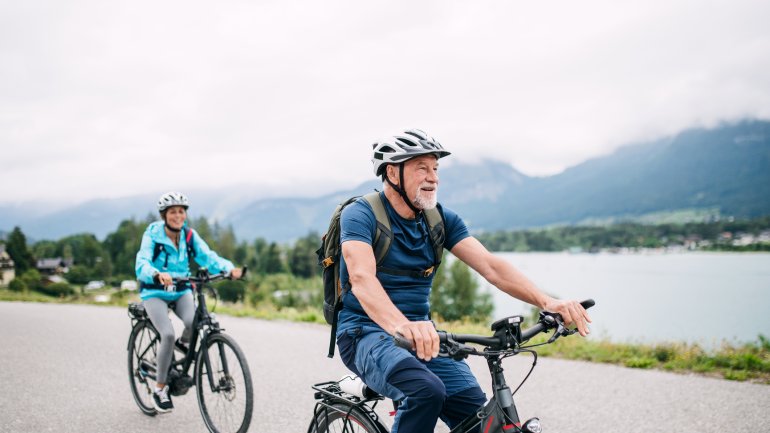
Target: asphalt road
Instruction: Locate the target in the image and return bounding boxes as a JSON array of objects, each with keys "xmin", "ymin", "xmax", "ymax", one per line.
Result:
[{"xmin": 0, "ymin": 301, "xmax": 768, "ymax": 433}]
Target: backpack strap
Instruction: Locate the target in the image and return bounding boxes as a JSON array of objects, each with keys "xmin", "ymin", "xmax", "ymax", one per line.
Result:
[
  {"xmin": 365, "ymin": 192, "xmax": 445, "ymax": 278},
  {"xmin": 362, "ymin": 192, "xmax": 391, "ymax": 266},
  {"xmin": 423, "ymin": 206, "xmax": 445, "ymax": 269},
  {"xmin": 150, "ymin": 227, "xmax": 196, "ymax": 271},
  {"xmin": 183, "ymin": 226, "xmax": 196, "ymax": 260},
  {"xmin": 152, "ymin": 242, "xmax": 166, "ymax": 264}
]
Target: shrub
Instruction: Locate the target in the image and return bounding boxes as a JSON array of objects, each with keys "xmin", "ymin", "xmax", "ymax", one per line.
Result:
[
  {"xmin": 653, "ymin": 344, "xmax": 677, "ymax": 362},
  {"xmin": 8, "ymin": 278, "xmax": 27, "ymax": 292},
  {"xmin": 19, "ymin": 269, "xmax": 43, "ymax": 292},
  {"xmin": 624, "ymin": 357, "xmax": 656, "ymax": 369},
  {"xmin": 216, "ymin": 280, "xmax": 246, "ymax": 303},
  {"xmin": 38, "ymin": 282, "xmax": 75, "ymax": 297},
  {"xmin": 724, "ymin": 370, "xmax": 749, "ymax": 381}
]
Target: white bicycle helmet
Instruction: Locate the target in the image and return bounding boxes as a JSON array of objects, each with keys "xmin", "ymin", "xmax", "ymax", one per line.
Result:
[
  {"xmin": 371, "ymin": 129, "xmax": 451, "ymax": 177},
  {"xmin": 157, "ymin": 191, "xmax": 189, "ymax": 213}
]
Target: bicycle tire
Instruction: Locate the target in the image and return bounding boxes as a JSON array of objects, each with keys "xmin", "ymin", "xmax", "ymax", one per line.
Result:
[
  {"xmin": 195, "ymin": 333, "xmax": 254, "ymax": 433},
  {"xmin": 308, "ymin": 402, "xmax": 385, "ymax": 433},
  {"xmin": 127, "ymin": 320, "xmax": 159, "ymax": 416}
]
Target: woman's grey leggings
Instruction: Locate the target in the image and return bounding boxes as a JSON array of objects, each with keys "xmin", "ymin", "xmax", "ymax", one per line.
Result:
[{"xmin": 143, "ymin": 293, "xmax": 195, "ymax": 385}]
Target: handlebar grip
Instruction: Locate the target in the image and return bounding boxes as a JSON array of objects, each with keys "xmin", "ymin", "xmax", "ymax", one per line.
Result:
[
  {"xmin": 581, "ymin": 299, "xmax": 595, "ymax": 310},
  {"xmin": 241, "ymin": 266, "xmax": 248, "ymax": 278},
  {"xmin": 393, "ymin": 333, "xmax": 412, "ymax": 350},
  {"xmin": 393, "ymin": 331, "xmax": 449, "ymax": 351}
]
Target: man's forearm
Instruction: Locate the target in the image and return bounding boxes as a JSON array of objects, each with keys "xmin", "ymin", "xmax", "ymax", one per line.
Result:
[{"xmin": 350, "ymin": 275, "xmax": 409, "ymax": 334}]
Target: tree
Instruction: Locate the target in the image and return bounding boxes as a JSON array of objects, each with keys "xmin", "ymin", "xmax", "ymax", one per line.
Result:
[
  {"xmin": 250, "ymin": 238, "xmax": 269, "ymax": 273},
  {"xmin": 66, "ymin": 265, "xmax": 92, "ymax": 285},
  {"xmin": 263, "ymin": 243, "xmax": 286, "ymax": 274},
  {"xmin": 6, "ymin": 227, "xmax": 35, "ymax": 273},
  {"xmin": 212, "ymin": 222, "xmax": 237, "ymax": 261},
  {"xmin": 31, "ymin": 240, "xmax": 57, "ymax": 259},
  {"xmin": 103, "ymin": 219, "xmax": 145, "ymax": 277},
  {"xmin": 58, "ymin": 233, "xmax": 104, "ymax": 267},
  {"xmin": 288, "ymin": 232, "xmax": 320, "ymax": 278},
  {"xmin": 234, "ymin": 242, "xmax": 249, "ymax": 267},
  {"xmin": 430, "ymin": 259, "xmax": 493, "ymax": 322},
  {"xmin": 190, "ymin": 217, "xmax": 214, "ymax": 250}
]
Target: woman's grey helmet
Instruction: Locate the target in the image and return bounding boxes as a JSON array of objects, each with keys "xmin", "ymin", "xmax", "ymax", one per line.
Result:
[
  {"xmin": 371, "ymin": 129, "xmax": 451, "ymax": 177},
  {"xmin": 157, "ymin": 191, "xmax": 189, "ymax": 213}
]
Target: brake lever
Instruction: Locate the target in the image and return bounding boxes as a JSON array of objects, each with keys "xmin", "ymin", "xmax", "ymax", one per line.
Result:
[
  {"xmin": 546, "ymin": 316, "xmax": 578, "ymax": 343},
  {"xmin": 440, "ymin": 339, "xmax": 476, "ymax": 360}
]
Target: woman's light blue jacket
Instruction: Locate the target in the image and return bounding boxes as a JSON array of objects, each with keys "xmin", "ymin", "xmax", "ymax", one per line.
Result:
[{"xmin": 135, "ymin": 221, "xmax": 234, "ymax": 301}]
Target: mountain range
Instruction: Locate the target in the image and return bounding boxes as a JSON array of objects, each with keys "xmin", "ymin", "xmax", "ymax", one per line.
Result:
[{"xmin": 2, "ymin": 120, "xmax": 769, "ymax": 243}]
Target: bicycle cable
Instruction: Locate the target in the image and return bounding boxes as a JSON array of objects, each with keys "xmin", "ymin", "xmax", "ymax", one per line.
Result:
[{"xmin": 509, "ymin": 349, "xmax": 537, "ymax": 396}]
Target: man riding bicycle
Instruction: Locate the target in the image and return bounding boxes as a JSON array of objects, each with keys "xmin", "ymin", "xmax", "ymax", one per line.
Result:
[
  {"xmin": 335, "ymin": 129, "xmax": 592, "ymax": 433},
  {"xmin": 135, "ymin": 191, "xmax": 243, "ymax": 413}
]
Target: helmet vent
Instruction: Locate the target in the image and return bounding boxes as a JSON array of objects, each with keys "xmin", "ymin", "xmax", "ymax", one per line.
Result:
[{"xmin": 404, "ymin": 131, "xmax": 425, "ymax": 140}]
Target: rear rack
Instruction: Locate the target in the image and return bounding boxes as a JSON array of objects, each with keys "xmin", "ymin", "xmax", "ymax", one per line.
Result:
[{"xmin": 312, "ymin": 381, "xmax": 383, "ymax": 406}]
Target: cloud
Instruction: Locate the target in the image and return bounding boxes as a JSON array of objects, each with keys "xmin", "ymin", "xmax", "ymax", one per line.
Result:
[{"xmin": 1, "ymin": 0, "xmax": 768, "ymax": 203}]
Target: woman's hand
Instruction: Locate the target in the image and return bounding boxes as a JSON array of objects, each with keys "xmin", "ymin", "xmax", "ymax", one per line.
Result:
[
  {"xmin": 155, "ymin": 272, "xmax": 173, "ymax": 286},
  {"xmin": 229, "ymin": 268, "xmax": 243, "ymax": 280}
]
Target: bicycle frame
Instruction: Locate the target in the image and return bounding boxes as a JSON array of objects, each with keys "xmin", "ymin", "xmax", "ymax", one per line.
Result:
[
  {"xmin": 310, "ymin": 353, "xmax": 524, "ymax": 433},
  {"xmin": 134, "ymin": 280, "xmax": 226, "ymax": 394},
  {"xmin": 309, "ymin": 298, "xmax": 596, "ymax": 433}
]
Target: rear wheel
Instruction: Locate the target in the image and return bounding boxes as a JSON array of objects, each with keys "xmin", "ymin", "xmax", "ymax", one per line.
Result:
[
  {"xmin": 308, "ymin": 402, "xmax": 383, "ymax": 433},
  {"xmin": 127, "ymin": 321, "xmax": 160, "ymax": 416},
  {"xmin": 195, "ymin": 333, "xmax": 254, "ymax": 433}
]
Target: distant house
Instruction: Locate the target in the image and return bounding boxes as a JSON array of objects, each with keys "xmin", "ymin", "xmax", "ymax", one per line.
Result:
[
  {"xmin": 0, "ymin": 245, "xmax": 15, "ymax": 285},
  {"xmin": 36, "ymin": 257, "xmax": 73, "ymax": 276},
  {"xmin": 120, "ymin": 280, "xmax": 138, "ymax": 291}
]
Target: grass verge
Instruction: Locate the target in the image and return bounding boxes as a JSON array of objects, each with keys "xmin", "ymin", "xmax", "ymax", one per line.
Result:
[
  {"xmin": 432, "ymin": 317, "xmax": 770, "ymax": 384},
  {"xmin": 3, "ymin": 289, "xmax": 768, "ymax": 384}
]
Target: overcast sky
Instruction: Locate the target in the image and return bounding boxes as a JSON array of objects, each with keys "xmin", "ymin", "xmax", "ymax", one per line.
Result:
[{"xmin": 1, "ymin": 0, "xmax": 769, "ymax": 205}]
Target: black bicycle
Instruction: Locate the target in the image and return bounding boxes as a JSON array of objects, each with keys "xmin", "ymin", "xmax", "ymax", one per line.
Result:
[
  {"xmin": 308, "ymin": 299, "xmax": 595, "ymax": 433},
  {"xmin": 127, "ymin": 268, "xmax": 254, "ymax": 433}
]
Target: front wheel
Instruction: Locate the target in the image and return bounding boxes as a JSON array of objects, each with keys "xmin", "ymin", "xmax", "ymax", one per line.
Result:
[
  {"xmin": 195, "ymin": 333, "xmax": 254, "ymax": 433},
  {"xmin": 308, "ymin": 402, "xmax": 384, "ymax": 433},
  {"xmin": 127, "ymin": 320, "xmax": 159, "ymax": 416}
]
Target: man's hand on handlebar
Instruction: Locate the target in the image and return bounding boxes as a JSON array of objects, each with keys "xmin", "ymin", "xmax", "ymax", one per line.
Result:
[
  {"xmin": 394, "ymin": 321, "xmax": 440, "ymax": 361},
  {"xmin": 542, "ymin": 298, "xmax": 592, "ymax": 337}
]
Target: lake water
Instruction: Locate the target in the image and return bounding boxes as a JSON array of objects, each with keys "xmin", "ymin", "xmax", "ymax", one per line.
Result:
[{"xmin": 477, "ymin": 252, "xmax": 770, "ymax": 346}]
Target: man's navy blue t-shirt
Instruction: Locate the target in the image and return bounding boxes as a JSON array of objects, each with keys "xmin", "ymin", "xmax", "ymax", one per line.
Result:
[{"xmin": 336, "ymin": 192, "xmax": 470, "ymax": 334}]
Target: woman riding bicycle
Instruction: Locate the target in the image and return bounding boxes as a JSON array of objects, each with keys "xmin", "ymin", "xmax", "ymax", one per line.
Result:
[{"xmin": 135, "ymin": 191, "xmax": 243, "ymax": 413}]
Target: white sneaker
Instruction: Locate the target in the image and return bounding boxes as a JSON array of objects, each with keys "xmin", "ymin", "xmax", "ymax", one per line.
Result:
[{"xmin": 152, "ymin": 385, "xmax": 174, "ymax": 413}]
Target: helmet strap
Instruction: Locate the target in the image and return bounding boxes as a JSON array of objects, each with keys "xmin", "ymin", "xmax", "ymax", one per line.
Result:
[
  {"xmin": 164, "ymin": 223, "xmax": 182, "ymax": 233},
  {"xmin": 385, "ymin": 163, "xmax": 422, "ymax": 217}
]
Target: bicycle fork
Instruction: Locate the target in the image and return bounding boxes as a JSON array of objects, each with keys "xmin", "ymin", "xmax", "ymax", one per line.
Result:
[{"xmin": 199, "ymin": 332, "xmax": 233, "ymax": 394}]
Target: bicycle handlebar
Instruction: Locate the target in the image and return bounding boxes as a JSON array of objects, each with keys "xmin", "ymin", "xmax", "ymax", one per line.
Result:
[
  {"xmin": 394, "ymin": 299, "xmax": 595, "ymax": 354},
  {"xmin": 171, "ymin": 266, "xmax": 249, "ymax": 285}
]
